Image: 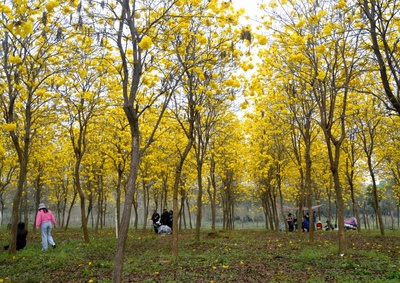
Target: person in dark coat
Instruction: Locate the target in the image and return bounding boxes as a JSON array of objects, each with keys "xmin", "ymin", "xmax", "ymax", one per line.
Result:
[
  {"xmin": 168, "ymin": 210, "xmax": 173, "ymax": 230},
  {"xmin": 151, "ymin": 210, "xmax": 160, "ymax": 234},
  {"xmin": 160, "ymin": 209, "xmax": 169, "ymax": 226},
  {"xmin": 287, "ymin": 213, "xmax": 294, "ymax": 232},
  {"xmin": 4, "ymin": 222, "xmax": 28, "ymax": 251}
]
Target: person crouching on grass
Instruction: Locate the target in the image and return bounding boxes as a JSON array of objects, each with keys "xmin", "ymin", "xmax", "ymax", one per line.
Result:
[
  {"xmin": 3, "ymin": 222, "xmax": 28, "ymax": 251},
  {"xmin": 36, "ymin": 203, "xmax": 57, "ymax": 250}
]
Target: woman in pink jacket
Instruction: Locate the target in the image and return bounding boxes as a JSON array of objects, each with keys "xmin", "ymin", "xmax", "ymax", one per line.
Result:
[{"xmin": 36, "ymin": 203, "xmax": 56, "ymax": 250}]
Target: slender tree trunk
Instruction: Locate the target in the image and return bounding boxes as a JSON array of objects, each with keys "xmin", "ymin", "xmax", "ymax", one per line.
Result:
[
  {"xmin": 178, "ymin": 192, "xmax": 185, "ymax": 231},
  {"xmin": 327, "ymin": 183, "xmax": 332, "ymax": 226},
  {"xmin": 112, "ymin": 127, "xmax": 140, "ymax": 283},
  {"xmin": 349, "ymin": 182, "xmax": 361, "ymax": 234},
  {"xmin": 65, "ymin": 191, "xmax": 77, "ymax": 231},
  {"xmin": 116, "ymin": 172, "xmax": 122, "ymax": 234},
  {"xmin": 133, "ymin": 200, "xmax": 138, "ymax": 230},
  {"xmin": 368, "ymin": 157, "xmax": 385, "ymax": 236},
  {"xmin": 34, "ymin": 179, "xmax": 42, "ymax": 230},
  {"xmin": 333, "ymin": 168, "xmax": 346, "ymax": 254},
  {"xmin": 8, "ymin": 162, "xmax": 27, "ymax": 256},
  {"xmin": 263, "ymin": 205, "xmax": 268, "ymax": 229},
  {"xmin": 207, "ymin": 176, "xmax": 217, "ymax": 232},
  {"xmin": 272, "ymin": 192, "xmax": 279, "ymax": 231},
  {"xmin": 398, "ymin": 205, "xmax": 399, "ymax": 229},
  {"xmin": 75, "ymin": 158, "xmax": 90, "ymax": 243},
  {"xmin": 0, "ymin": 195, "xmax": 4, "ymax": 226},
  {"xmin": 389, "ymin": 205, "xmax": 394, "ymax": 230},
  {"xmin": 96, "ymin": 189, "xmax": 102, "ymax": 232},
  {"xmin": 186, "ymin": 197, "xmax": 192, "ymax": 229},
  {"xmin": 61, "ymin": 197, "xmax": 67, "ymax": 228},
  {"xmin": 362, "ymin": 202, "xmax": 368, "ymax": 230},
  {"xmin": 305, "ymin": 127, "xmax": 313, "ymax": 243},
  {"xmin": 142, "ymin": 180, "xmax": 148, "ymax": 231},
  {"xmin": 195, "ymin": 165, "xmax": 203, "ymax": 242},
  {"xmin": 172, "ymin": 136, "xmax": 193, "ymax": 259},
  {"xmin": 208, "ymin": 154, "xmax": 217, "ymax": 231}
]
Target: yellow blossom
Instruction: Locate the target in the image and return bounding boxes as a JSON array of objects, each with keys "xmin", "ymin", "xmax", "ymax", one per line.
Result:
[
  {"xmin": 46, "ymin": 1, "xmax": 59, "ymax": 13},
  {"xmin": 9, "ymin": 56, "xmax": 22, "ymax": 64},
  {"xmin": 2, "ymin": 123, "xmax": 17, "ymax": 131},
  {"xmin": 0, "ymin": 4, "xmax": 12, "ymax": 14},
  {"xmin": 258, "ymin": 36, "xmax": 268, "ymax": 45},
  {"xmin": 138, "ymin": 36, "xmax": 153, "ymax": 50}
]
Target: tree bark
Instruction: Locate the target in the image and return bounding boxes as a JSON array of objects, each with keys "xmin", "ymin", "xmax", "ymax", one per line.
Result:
[{"xmin": 112, "ymin": 121, "xmax": 140, "ymax": 283}]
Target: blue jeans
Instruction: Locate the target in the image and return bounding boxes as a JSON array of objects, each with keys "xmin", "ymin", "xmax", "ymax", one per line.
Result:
[{"xmin": 41, "ymin": 221, "xmax": 55, "ymax": 250}]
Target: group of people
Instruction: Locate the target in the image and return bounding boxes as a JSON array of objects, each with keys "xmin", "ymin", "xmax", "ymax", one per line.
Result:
[
  {"xmin": 3, "ymin": 203, "xmax": 57, "ymax": 252},
  {"xmin": 286, "ymin": 211, "xmax": 335, "ymax": 232},
  {"xmin": 151, "ymin": 209, "xmax": 173, "ymax": 234}
]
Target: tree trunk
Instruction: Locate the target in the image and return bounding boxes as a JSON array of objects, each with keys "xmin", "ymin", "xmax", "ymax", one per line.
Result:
[
  {"xmin": 178, "ymin": 192, "xmax": 185, "ymax": 231},
  {"xmin": 133, "ymin": 200, "xmax": 138, "ymax": 231},
  {"xmin": 8, "ymin": 162, "xmax": 27, "ymax": 256},
  {"xmin": 333, "ymin": 169, "xmax": 346, "ymax": 255},
  {"xmin": 195, "ymin": 165, "xmax": 204, "ymax": 242},
  {"xmin": 362, "ymin": 202, "xmax": 368, "ymax": 230},
  {"xmin": 207, "ymin": 176, "xmax": 217, "ymax": 232},
  {"xmin": 115, "ymin": 172, "xmax": 122, "ymax": 234},
  {"xmin": 369, "ymin": 159, "xmax": 385, "ymax": 236},
  {"xmin": 142, "ymin": 180, "xmax": 148, "ymax": 231},
  {"xmin": 64, "ymin": 191, "xmax": 77, "ymax": 231},
  {"xmin": 305, "ymin": 126, "xmax": 313, "ymax": 243},
  {"xmin": 349, "ymin": 182, "xmax": 361, "ymax": 234},
  {"xmin": 74, "ymin": 156, "xmax": 90, "ymax": 243},
  {"xmin": 112, "ymin": 126, "xmax": 140, "ymax": 283},
  {"xmin": 186, "ymin": 197, "xmax": 193, "ymax": 229}
]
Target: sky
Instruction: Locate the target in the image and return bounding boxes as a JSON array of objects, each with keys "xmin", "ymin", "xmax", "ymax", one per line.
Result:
[{"xmin": 232, "ymin": 0, "xmax": 262, "ymax": 21}]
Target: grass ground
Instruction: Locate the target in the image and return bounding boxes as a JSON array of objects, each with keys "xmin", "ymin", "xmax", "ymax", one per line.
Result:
[{"xmin": 1, "ymin": 227, "xmax": 400, "ymax": 282}]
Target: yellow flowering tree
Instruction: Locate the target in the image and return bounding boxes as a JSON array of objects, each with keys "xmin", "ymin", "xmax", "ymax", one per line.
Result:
[
  {"xmin": 256, "ymin": 0, "xmax": 369, "ymax": 254},
  {"xmin": 165, "ymin": 0, "xmax": 246, "ymax": 245},
  {"xmin": 360, "ymin": 0, "xmax": 400, "ymax": 116},
  {"xmin": 0, "ymin": 0, "xmax": 75, "ymax": 255},
  {"xmin": 55, "ymin": 34, "xmax": 114, "ymax": 243}
]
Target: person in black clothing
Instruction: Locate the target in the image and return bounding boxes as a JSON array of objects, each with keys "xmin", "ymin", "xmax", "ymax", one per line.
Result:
[
  {"xmin": 325, "ymin": 220, "xmax": 334, "ymax": 231},
  {"xmin": 160, "ymin": 209, "xmax": 169, "ymax": 226},
  {"xmin": 168, "ymin": 210, "xmax": 173, "ymax": 230},
  {"xmin": 4, "ymin": 222, "xmax": 28, "ymax": 251},
  {"xmin": 151, "ymin": 210, "xmax": 160, "ymax": 234},
  {"xmin": 287, "ymin": 213, "xmax": 294, "ymax": 232}
]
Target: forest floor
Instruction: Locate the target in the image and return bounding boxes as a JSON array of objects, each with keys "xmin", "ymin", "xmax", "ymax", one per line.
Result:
[{"xmin": 1, "ymin": 227, "xmax": 400, "ymax": 282}]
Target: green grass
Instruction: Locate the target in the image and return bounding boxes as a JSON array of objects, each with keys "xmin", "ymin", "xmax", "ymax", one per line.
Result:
[{"xmin": 1, "ymin": 228, "xmax": 399, "ymax": 282}]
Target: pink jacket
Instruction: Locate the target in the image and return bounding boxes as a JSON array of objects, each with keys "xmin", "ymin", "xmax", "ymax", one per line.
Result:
[{"xmin": 36, "ymin": 210, "xmax": 56, "ymax": 229}]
